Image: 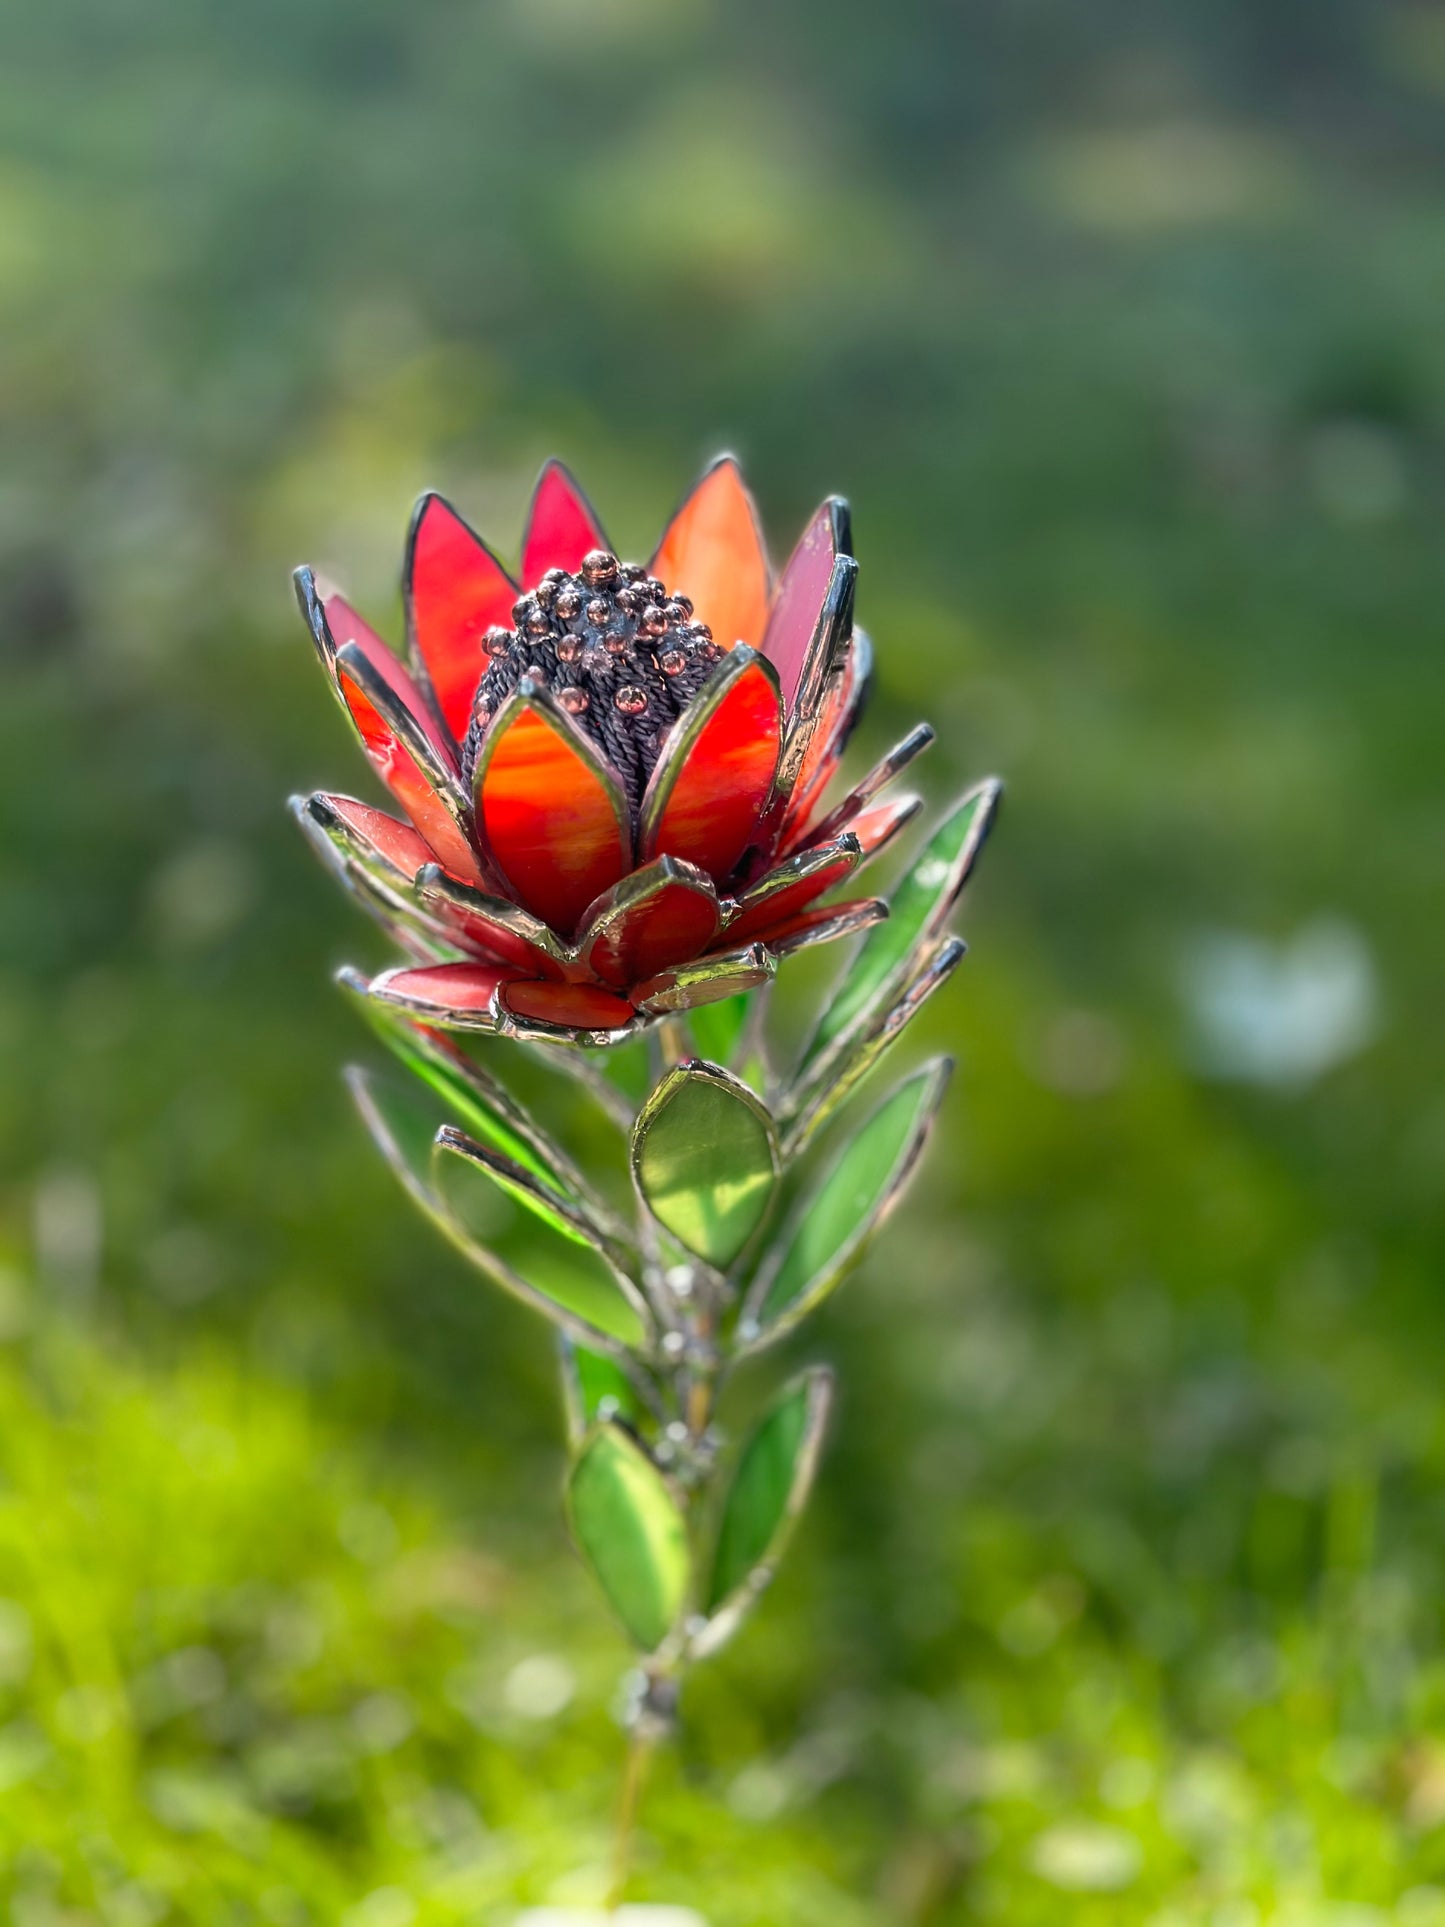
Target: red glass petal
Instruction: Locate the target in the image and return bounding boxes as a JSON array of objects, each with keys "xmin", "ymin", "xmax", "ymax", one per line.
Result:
[
  {"xmin": 291, "ymin": 794, "xmax": 457, "ymax": 962},
  {"xmin": 757, "ymin": 897, "xmax": 887, "ymax": 956},
  {"xmin": 844, "ymin": 793, "xmax": 924, "ymax": 861},
  {"xmin": 651, "ymin": 456, "xmax": 770, "ymax": 650},
  {"xmin": 474, "ymin": 685, "xmax": 632, "ymax": 937},
  {"xmin": 520, "ymin": 459, "xmax": 609, "ymax": 587},
  {"xmin": 413, "ymin": 866, "xmax": 570, "ymax": 978},
  {"xmin": 333, "ymin": 644, "xmax": 487, "ymax": 887},
  {"xmin": 316, "ymin": 795, "xmax": 433, "ymax": 881},
  {"xmin": 768, "ymin": 551, "xmax": 856, "ymax": 830},
  {"xmin": 498, "ymin": 980, "xmax": 636, "ymax": 1033},
  {"xmin": 320, "ymin": 587, "xmax": 457, "ymax": 762},
  {"xmin": 405, "ymin": 492, "xmax": 518, "ymax": 741},
  {"xmin": 722, "ymin": 834, "xmax": 861, "ymax": 946},
  {"xmin": 369, "ymin": 960, "xmax": 525, "ymax": 1029},
  {"xmin": 576, "ymin": 858, "xmax": 721, "ymax": 990},
  {"xmin": 787, "ymin": 722, "xmax": 934, "ymax": 856},
  {"xmin": 782, "ymin": 629, "xmax": 875, "ymax": 837},
  {"xmin": 640, "ymin": 647, "xmax": 782, "ymax": 884},
  {"xmin": 762, "ymin": 499, "xmax": 849, "ymax": 716}
]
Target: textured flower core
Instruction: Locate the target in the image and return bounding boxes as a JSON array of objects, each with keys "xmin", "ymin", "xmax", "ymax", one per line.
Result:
[{"xmin": 463, "ymin": 549, "xmax": 724, "ymax": 809}]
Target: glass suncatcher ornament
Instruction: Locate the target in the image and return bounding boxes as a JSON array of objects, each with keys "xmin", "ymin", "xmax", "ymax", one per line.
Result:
[{"xmin": 290, "ymin": 456, "xmax": 1000, "ymax": 1899}]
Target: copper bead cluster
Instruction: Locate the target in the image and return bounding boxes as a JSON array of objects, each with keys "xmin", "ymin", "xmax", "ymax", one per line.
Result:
[{"xmin": 464, "ymin": 550, "xmax": 724, "ymax": 804}]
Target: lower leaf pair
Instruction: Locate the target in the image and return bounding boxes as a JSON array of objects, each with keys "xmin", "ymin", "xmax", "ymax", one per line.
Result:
[{"xmin": 567, "ymin": 1367, "xmax": 833, "ymax": 1659}]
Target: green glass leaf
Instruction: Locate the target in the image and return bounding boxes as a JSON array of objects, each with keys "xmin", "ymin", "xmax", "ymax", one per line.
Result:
[
  {"xmin": 432, "ymin": 1130, "xmax": 650, "ymax": 1348},
  {"xmin": 347, "ymin": 1066, "xmax": 647, "ymax": 1355},
  {"xmin": 566, "ymin": 1423, "xmax": 690, "ymax": 1651},
  {"xmin": 560, "ymin": 1336, "xmax": 644, "ymax": 1440},
  {"xmin": 742, "ymin": 1058, "xmax": 951, "ymax": 1346},
  {"xmin": 704, "ymin": 1367, "xmax": 833, "ymax": 1624},
  {"xmin": 433, "ymin": 1124, "xmax": 600, "ymax": 1254},
  {"xmin": 687, "ymin": 990, "xmax": 753, "ymax": 1065},
  {"xmin": 800, "ymin": 778, "xmax": 1000, "ymax": 1073},
  {"xmin": 632, "ymin": 1061, "xmax": 779, "ymax": 1268},
  {"xmin": 784, "ymin": 936, "xmax": 965, "ymax": 1155},
  {"xmin": 337, "ymin": 967, "xmax": 591, "ymax": 1202}
]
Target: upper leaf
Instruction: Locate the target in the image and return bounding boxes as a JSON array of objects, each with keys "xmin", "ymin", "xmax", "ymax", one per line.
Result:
[
  {"xmin": 741, "ymin": 1059, "xmax": 952, "ymax": 1347},
  {"xmin": 632, "ymin": 1061, "xmax": 779, "ymax": 1269},
  {"xmin": 800, "ymin": 778, "xmax": 1000, "ymax": 1075}
]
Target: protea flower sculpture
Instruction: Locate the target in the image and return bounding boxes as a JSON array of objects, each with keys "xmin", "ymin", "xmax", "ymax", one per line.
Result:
[{"xmin": 290, "ymin": 455, "xmax": 999, "ymax": 1885}]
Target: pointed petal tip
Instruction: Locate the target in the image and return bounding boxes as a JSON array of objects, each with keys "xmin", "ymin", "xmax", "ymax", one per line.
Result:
[
  {"xmin": 652, "ymin": 456, "xmax": 770, "ymax": 652},
  {"xmin": 521, "ymin": 457, "xmax": 609, "ymax": 585},
  {"xmin": 405, "ymin": 490, "xmax": 520, "ymax": 740},
  {"xmin": 827, "ymin": 495, "xmax": 853, "ymax": 555}
]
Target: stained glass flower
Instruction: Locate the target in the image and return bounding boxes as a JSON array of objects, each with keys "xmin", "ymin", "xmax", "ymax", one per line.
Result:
[{"xmin": 292, "ymin": 456, "xmax": 935, "ymax": 1045}]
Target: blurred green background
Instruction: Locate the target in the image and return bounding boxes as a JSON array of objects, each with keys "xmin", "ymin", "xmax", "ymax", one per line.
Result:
[{"xmin": 2, "ymin": 0, "xmax": 1443, "ymax": 1920}]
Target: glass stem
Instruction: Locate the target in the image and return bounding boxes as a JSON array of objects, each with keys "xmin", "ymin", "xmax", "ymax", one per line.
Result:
[{"xmin": 608, "ymin": 1718, "xmax": 655, "ymax": 1910}]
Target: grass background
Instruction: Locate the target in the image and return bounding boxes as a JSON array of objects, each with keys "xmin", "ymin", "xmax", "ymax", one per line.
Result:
[{"xmin": 1, "ymin": 0, "xmax": 1443, "ymax": 1919}]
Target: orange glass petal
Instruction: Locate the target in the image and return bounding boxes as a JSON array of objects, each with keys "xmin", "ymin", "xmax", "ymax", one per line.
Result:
[
  {"xmin": 334, "ymin": 653, "xmax": 486, "ymax": 888},
  {"xmin": 651, "ymin": 458, "xmax": 769, "ymax": 651},
  {"xmin": 498, "ymin": 981, "xmax": 636, "ymax": 1032},
  {"xmin": 407, "ymin": 494, "xmax": 518, "ymax": 741},
  {"xmin": 322, "ymin": 591, "xmax": 455, "ymax": 765},
  {"xmin": 475, "ymin": 696, "xmax": 631, "ymax": 937},
  {"xmin": 520, "ymin": 460, "xmax": 608, "ymax": 587},
  {"xmin": 641, "ymin": 650, "xmax": 782, "ymax": 883}
]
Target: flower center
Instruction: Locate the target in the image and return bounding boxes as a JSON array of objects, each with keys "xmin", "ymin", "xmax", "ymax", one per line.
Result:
[{"xmin": 462, "ymin": 550, "xmax": 723, "ymax": 810}]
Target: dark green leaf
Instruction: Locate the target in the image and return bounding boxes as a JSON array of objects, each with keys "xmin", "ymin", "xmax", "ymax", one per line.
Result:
[
  {"xmin": 800, "ymin": 779, "xmax": 1000, "ymax": 1073},
  {"xmin": 742, "ymin": 1059, "xmax": 951, "ymax": 1345},
  {"xmin": 784, "ymin": 936, "xmax": 965, "ymax": 1154},
  {"xmin": 704, "ymin": 1367, "xmax": 833, "ymax": 1627},
  {"xmin": 567, "ymin": 1423, "xmax": 690, "ymax": 1651},
  {"xmin": 432, "ymin": 1128, "xmax": 651, "ymax": 1348}
]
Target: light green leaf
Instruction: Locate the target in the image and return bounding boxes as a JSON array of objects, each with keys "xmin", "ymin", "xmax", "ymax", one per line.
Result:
[
  {"xmin": 742, "ymin": 1059, "xmax": 951, "ymax": 1346},
  {"xmin": 800, "ymin": 778, "xmax": 1000, "ymax": 1074},
  {"xmin": 347, "ymin": 1066, "xmax": 648, "ymax": 1355},
  {"xmin": 567, "ymin": 1423, "xmax": 690, "ymax": 1651},
  {"xmin": 337, "ymin": 966, "xmax": 593, "ymax": 1202},
  {"xmin": 432, "ymin": 1124, "xmax": 606, "ymax": 1255},
  {"xmin": 632, "ymin": 1061, "xmax": 779, "ymax": 1268},
  {"xmin": 702, "ymin": 1368, "xmax": 834, "ymax": 1643},
  {"xmin": 432, "ymin": 1129, "xmax": 650, "ymax": 1348}
]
